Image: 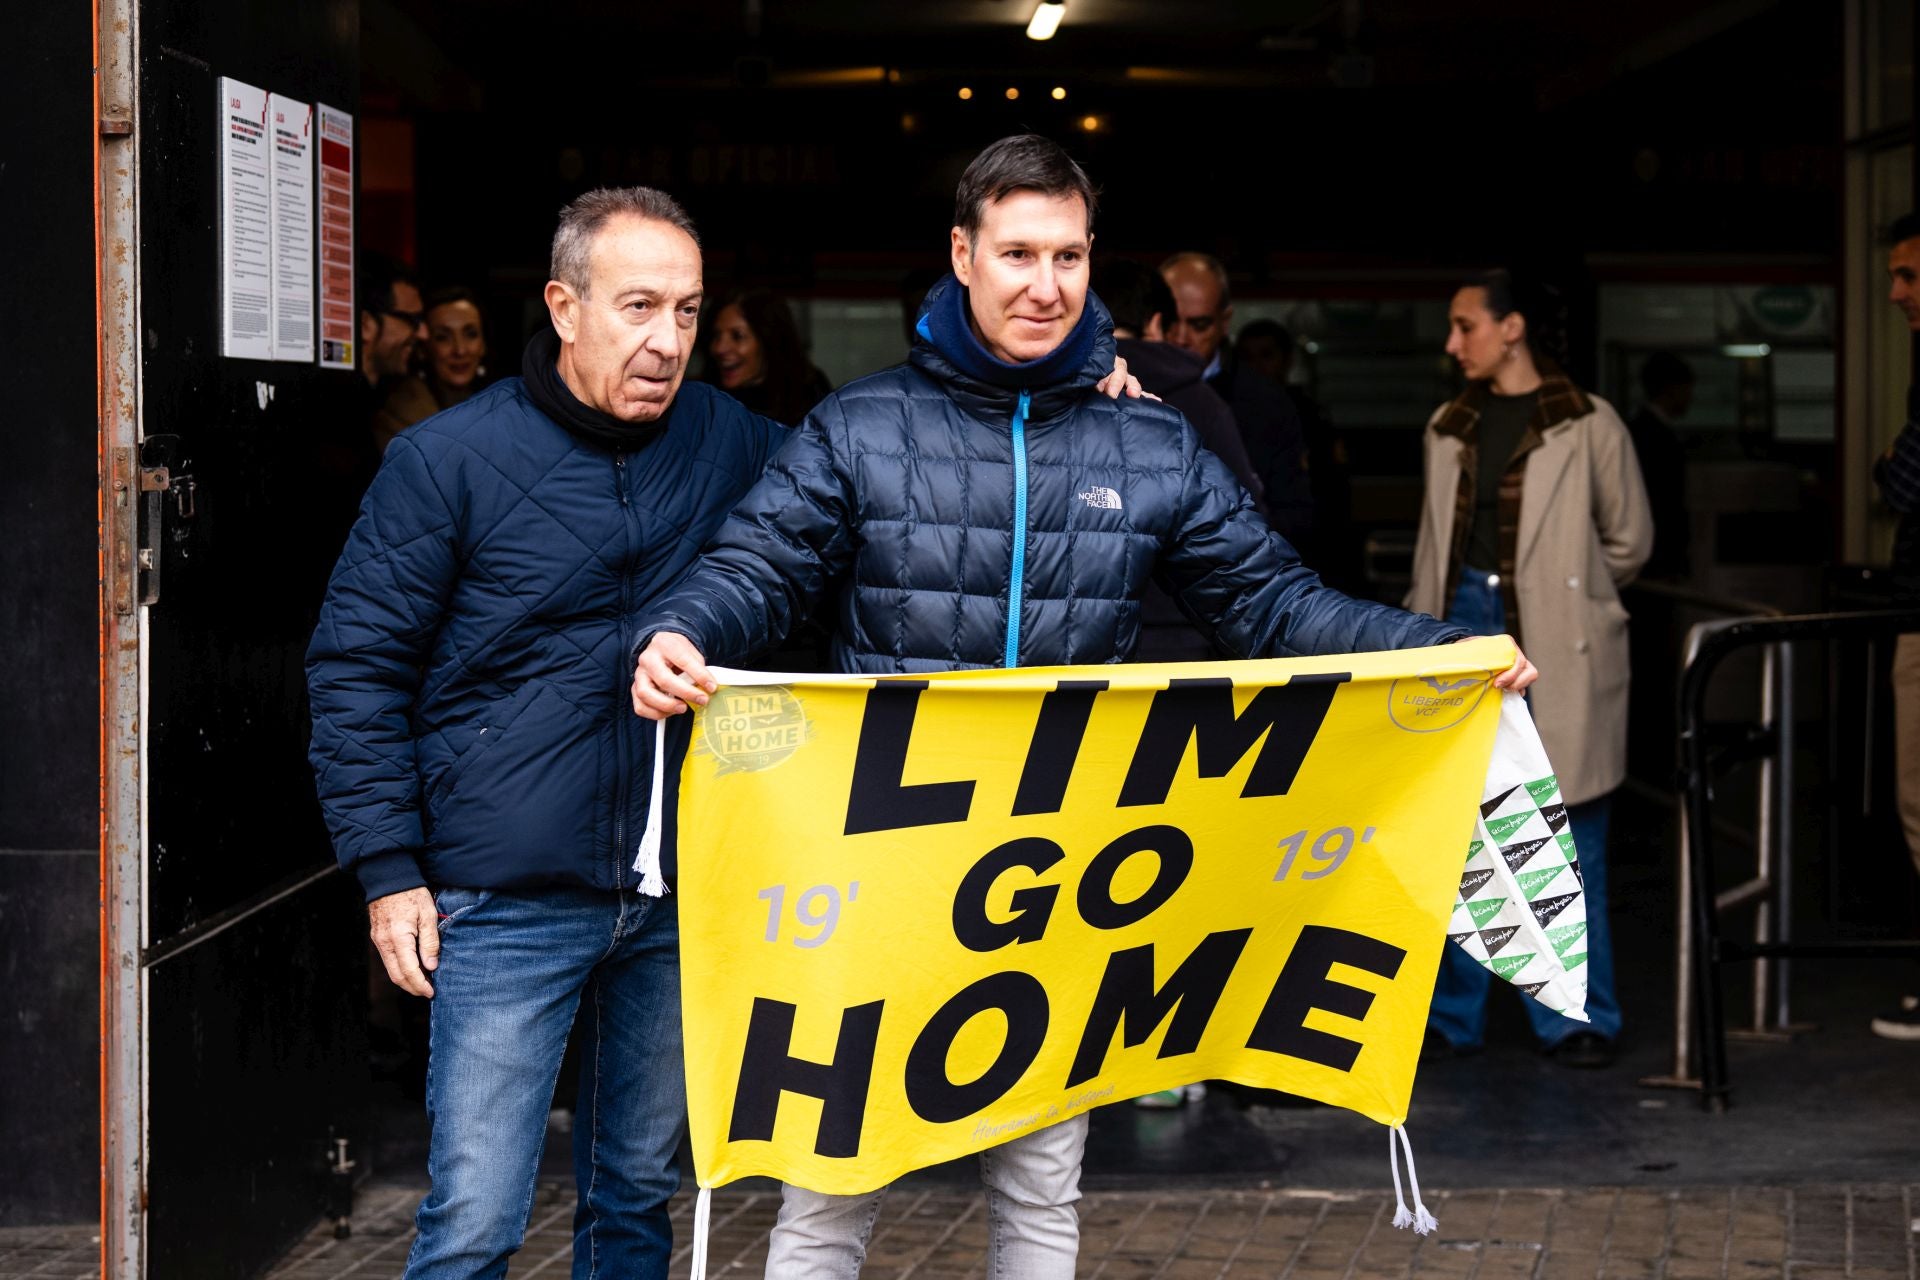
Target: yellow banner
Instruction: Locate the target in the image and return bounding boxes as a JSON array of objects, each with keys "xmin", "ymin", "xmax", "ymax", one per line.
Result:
[{"xmin": 676, "ymin": 637, "xmax": 1517, "ymax": 1195}]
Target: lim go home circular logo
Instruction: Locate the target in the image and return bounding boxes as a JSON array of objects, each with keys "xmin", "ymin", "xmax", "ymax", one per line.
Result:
[
  {"xmin": 699, "ymin": 685, "xmax": 812, "ymax": 774},
  {"xmin": 1386, "ymin": 668, "xmax": 1490, "ymax": 733}
]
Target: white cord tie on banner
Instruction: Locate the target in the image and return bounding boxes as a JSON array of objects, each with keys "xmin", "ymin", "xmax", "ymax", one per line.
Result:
[
  {"xmin": 687, "ymin": 1184, "xmax": 712, "ymax": 1280},
  {"xmin": 632, "ymin": 717, "xmax": 669, "ymax": 897},
  {"xmin": 1388, "ymin": 1124, "xmax": 1438, "ymax": 1234}
]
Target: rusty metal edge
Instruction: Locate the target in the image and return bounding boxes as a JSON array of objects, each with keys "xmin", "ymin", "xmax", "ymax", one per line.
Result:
[{"xmin": 96, "ymin": 0, "xmax": 144, "ymax": 1270}]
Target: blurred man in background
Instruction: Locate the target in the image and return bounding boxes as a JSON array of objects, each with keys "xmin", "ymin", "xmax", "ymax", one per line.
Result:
[
  {"xmin": 1872, "ymin": 211, "xmax": 1920, "ymax": 1042},
  {"xmin": 1161, "ymin": 252, "xmax": 1315, "ymax": 547}
]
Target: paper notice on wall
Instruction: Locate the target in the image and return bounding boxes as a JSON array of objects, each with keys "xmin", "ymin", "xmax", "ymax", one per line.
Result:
[
  {"xmin": 268, "ymin": 94, "xmax": 315, "ymax": 362},
  {"xmin": 316, "ymin": 104, "xmax": 355, "ymax": 370},
  {"xmin": 218, "ymin": 77, "xmax": 274, "ymax": 360}
]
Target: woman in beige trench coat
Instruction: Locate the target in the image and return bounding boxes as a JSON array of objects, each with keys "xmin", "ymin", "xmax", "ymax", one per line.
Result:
[{"xmin": 1406, "ymin": 269, "xmax": 1652, "ymax": 1067}]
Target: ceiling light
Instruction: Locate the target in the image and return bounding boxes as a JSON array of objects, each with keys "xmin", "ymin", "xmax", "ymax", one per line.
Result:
[
  {"xmin": 1051, "ymin": 86, "xmax": 1067, "ymax": 100},
  {"xmin": 1078, "ymin": 114, "xmax": 1102, "ymax": 132},
  {"xmin": 958, "ymin": 86, "xmax": 973, "ymax": 100},
  {"xmin": 1005, "ymin": 86, "xmax": 1020, "ymax": 100},
  {"xmin": 1027, "ymin": 0, "xmax": 1065, "ymax": 41},
  {"xmin": 1721, "ymin": 343, "xmax": 1772, "ymax": 358}
]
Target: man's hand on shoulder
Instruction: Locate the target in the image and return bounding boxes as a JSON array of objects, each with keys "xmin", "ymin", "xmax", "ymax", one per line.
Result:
[
  {"xmin": 631, "ymin": 631, "xmax": 717, "ymax": 720},
  {"xmin": 369, "ymin": 887, "xmax": 441, "ymax": 998},
  {"xmin": 1094, "ymin": 354, "xmax": 1160, "ymax": 403}
]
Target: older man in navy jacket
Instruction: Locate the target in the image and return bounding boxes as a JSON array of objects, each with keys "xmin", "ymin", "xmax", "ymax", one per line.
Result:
[
  {"xmin": 307, "ymin": 188, "xmax": 784, "ymax": 1279},
  {"xmin": 631, "ymin": 135, "xmax": 1537, "ymax": 1280}
]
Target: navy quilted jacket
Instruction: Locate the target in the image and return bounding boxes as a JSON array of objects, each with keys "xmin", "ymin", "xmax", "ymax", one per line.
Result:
[
  {"xmin": 307, "ymin": 377, "xmax": 785, "ymax": 900},
  {"xmin": 638, "ymin": 275, "xmax": 1463, "ymax": 673}
]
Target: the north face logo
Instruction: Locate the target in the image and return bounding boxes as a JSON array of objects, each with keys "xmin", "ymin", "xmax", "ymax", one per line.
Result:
[{"xmin": 1078, "ymin": 486, "xmax": 1123, "ymax": 510}]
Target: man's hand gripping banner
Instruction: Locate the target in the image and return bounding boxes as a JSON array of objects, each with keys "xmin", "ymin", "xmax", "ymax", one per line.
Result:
[{"xmin": 668, "ymin": 637, "xmax": 1586, "ymax": 1208}]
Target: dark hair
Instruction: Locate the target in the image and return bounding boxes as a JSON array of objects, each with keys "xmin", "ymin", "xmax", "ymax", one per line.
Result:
[
  {"xmin": 1639, "ymin": 351, "xmax": 1694, "ymax": 399},
  {"xmin": 1466, "ymin": 268, "xmax": 1570, "ymax": 372},
  {"xmin": 1097, "ymin": 259, "xmax": 1175, "ymax": 335},
  {"xmin": 1890, "ymin": 212, "xmax": 1920, "ymax": 246},
  {"xmin": 423, "ymin": 285, "xmax": 485, "ymax": 320},
  {"xmin": 1236, "ymin": 318, "xmax": 1295, "ymax": 359},
  {"xmin": 707, "ymin": 288, "xmax": 824, "ymax": 424},
  {"xmin": 358, "ymin": 252, "xmax": 418, "ymax": 320},
  {"xmin": 953, "ymin": 135, "xmax": 1098, "ymax": 241}
]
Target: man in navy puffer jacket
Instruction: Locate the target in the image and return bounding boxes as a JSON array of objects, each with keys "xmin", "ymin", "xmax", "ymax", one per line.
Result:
[
  {"xmin": 631, "ymin": 136, "xmax": 1537, "ymax": 1279},
  {"xmin": 306, "ymin": 188, "xmax": 788, "ymax": 1279}
]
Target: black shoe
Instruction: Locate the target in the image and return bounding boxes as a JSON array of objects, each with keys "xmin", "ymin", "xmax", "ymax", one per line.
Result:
[
  {"xmin": 1544, "ymin": 1030, "xmax": 1615, "ymax": 1068},
  {"xmin": 1870, "ymin": 994, "xmax": 1920, "ymax": 1041}
]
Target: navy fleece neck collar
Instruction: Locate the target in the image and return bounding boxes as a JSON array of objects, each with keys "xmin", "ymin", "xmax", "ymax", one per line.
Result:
[{"xmin": 915, "ymin": 273, "xmax": 1098, "ymax": 391}]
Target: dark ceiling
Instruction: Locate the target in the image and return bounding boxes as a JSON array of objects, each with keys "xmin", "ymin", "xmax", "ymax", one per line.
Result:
[
  {"xmin": 368, "ymin": 0, "xmax": 1816, "ymax": 110},
  {"xmin": 367, "ymin": 0, "xmax": 1849, "ymax": 289}
]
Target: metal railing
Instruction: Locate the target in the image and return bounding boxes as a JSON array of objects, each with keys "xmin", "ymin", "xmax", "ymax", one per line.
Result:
[
  {"xmin": 1628, "ymin": 582, "xmax": 1787, "ymax": 1092},
  {"xmin": 1677, "ymin": 610, "xmax": 1920, "ymax": 1111}
]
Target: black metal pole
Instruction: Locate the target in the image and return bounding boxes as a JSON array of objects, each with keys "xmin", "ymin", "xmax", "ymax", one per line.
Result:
[{"xmin": 1678, "ymin": 641, "xmax": 1732, "ymax": 1111}]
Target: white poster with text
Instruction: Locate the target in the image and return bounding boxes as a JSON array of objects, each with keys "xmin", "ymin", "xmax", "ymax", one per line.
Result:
[
  {"xmin": 268, "ymin": 93, "xmax": 316, "ymax": 362},
  {"xmin": 218, "ymin": 77, "xmax": 273, "ymax": 360}
]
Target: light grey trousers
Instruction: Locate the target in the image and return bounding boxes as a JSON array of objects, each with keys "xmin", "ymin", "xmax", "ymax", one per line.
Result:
[{"xmin": 762, "ymin": 1113, "xmax": 1089, "ymax": 1279}]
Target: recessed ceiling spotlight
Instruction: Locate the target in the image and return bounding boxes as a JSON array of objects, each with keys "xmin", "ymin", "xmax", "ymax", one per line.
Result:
[
  {"xmin": 1051, "ymin": 86, "xmax": 1067, "ymax": 100},
  {"xmin": 958, "ymin": 86, "xmax": 973, "ymax": 100},
  {"xmin": 1027, "ymin": 0, "xmax": 1065, "ymax": 41},
  {"xmin": 1005, "ymin": 86, "xmax": 1020, "ymax": 100}
]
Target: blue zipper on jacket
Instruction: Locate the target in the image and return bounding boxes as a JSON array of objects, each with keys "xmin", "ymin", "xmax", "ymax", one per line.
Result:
[{"xmin": 1004, "ymin": 388, "xmax": 1031, "ymax": 668}]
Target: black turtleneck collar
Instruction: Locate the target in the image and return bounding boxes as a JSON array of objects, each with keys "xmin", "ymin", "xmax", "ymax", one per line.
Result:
[{"xmin": 521, "ymin": 326, "xmax": 667, "ymax": 452}]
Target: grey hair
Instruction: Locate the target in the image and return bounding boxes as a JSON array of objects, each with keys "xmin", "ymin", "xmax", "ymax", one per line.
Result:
[
  {"xmin": 1159, "ymin": 251, "xmax": 1231, "ymax": 308},
  {"xmin": 550, "ymin": 186, "xmax": 700, "ymax": 296}
]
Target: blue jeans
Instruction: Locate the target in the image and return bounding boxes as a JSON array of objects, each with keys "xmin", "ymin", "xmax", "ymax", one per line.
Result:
[
  {"xmin": 404, "ymin": 886, "xmax": 685, "ymax": 1279},
  {"xmin": 1427, "ymin": 568, "xmax": 1622, "ymax": 1049}
]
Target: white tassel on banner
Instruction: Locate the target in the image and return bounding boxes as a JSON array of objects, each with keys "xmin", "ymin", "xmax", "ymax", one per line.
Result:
[
  {"xmin": 1387, "ymin": 1124, "xmax": 1439, "ymax": 1234},
  {"xmin": 632, "ymin": 717, "xmax": 670, "ymax": 897},
  {"xmin": 688, "ymin": 1184, "xmax": 713, "ymax": 1280}
]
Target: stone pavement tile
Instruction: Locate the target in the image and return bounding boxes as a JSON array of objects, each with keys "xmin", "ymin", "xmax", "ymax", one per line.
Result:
[
  {"xmin": 1596, "ymin": 1259, "xmax": 1659, "ymax": 1280},
  {"xmin": 1486, "ymin": 1188, "xmax": 1555, "ymax": 1243},
  {"xmin": 36, "ymin": 1179, "xmax": 1920, "ymax": 1279},
  {"xmin": 1157, "ymin": 1260, "xmax": 1227, "ymax": 1280},
  {"xmin": 1538, "ymin": 1251, "xmax": 1604, "ymax": 1280}
]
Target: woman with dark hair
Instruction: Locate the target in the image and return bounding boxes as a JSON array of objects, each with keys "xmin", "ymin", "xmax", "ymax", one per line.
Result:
[
  {"xmin": 703, "ymin": 288, "xmax": 833, "ymax": 424},
  {"xmin": 373, "ymin": 286, "xmax": 490, "ymax": 452},
  {"xmin": 1406, "ymin": 268, "xmax": 1653, "ymax": 1068}
]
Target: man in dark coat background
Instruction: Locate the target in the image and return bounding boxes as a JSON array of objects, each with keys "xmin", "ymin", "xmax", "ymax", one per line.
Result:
[
  {"xmin": 1160, "ymin": 250, "xmax": 1315, "ymax": 546},
  {"xmin": 630, "ymin": 133, "xmax": 1537, "ymax": 1280},
  {"xmin": 1626, "ymin": 350, "xmax": 1694, "ymax": 579},
  {"xmin": 1097, "ymin": 256, "xmax": 1264, "ymax": 663}
]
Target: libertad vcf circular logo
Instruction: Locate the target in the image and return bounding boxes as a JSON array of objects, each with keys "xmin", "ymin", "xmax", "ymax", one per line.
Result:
[
  {"xmin": 1387, "ymin": 669, "xmax": 1490, "ymax": 733},
  {"xmin": 701, "ymin": 685, "xmax": 810, "ymax": 774}
]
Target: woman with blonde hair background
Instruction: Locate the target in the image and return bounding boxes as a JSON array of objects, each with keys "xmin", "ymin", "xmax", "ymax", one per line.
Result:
[{"xmin": 1407, "ymin": 268, "xmax": 1652, "ymax": 1067}]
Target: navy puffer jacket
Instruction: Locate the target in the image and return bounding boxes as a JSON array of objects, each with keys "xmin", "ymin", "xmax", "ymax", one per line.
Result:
[
  {"xmin": 638, "ymin": 275, "xmax": 1462, "ymax": 672},
  {"xmin": 307, "ymin": 377, "xmax": 785, "ymax": 900}
]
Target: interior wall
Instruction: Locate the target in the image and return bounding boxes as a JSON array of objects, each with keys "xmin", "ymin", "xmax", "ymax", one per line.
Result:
[{"xmin": 0, "ymin": 0, "xmax": 107, "ymax": 1228}]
